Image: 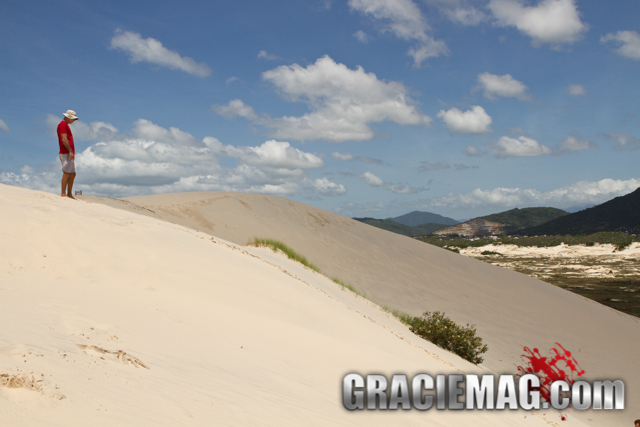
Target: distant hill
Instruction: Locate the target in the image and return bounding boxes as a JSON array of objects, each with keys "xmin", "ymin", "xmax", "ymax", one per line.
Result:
[
  {"xmin": 433, "ymin": 218, "xmax": 502, "ymax": 237},
  {"xmin": 388, "ymin": 211, "xmax": 459, "ymax": 227},
  {"xmin": 434, "ymin": 207, "xmax": 569, "ymax": 237},
  {"xmin": 518, "ymin": 187, "xmax": 640, "ymax": 236},
  {"xmin": 480, "ymin": 207, "xmax": 569, "ymax": 234},
  {"xmin": 352, "ymin": 218, "xmax": 449, "ymax": 237}
]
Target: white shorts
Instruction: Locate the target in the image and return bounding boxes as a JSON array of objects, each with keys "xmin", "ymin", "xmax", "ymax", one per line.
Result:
[{"xmin": 59, "ymin": 154, "xmax": 75, "ymax": 174}]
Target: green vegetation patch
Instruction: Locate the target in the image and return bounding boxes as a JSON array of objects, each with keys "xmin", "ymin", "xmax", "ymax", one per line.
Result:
[
  {"xmin": 406, "ymin": 311, "xmax": 488, "ymax": 365},
  {"xmin": 249, "ymin": 237, "xmax": 365, "ymax": 298},
  {"xmin": 481, "ymin": 250, "xmax": 503, "ymax": 256},
  {"xmin": 382, "ymin": 306, "xmax": 414, "ymax": 325},
  {"xmin": 331, "ymin": 276, "xmax": 359, "ymax": 294},
  {"xmin": 555, "ymin": 278, "xmax": 640, "ymax": 318},
  {"xmin": 516, "ymin": 187, "xmax": 640, "ymax": 236},
  {"xmin": 249, "ymin": 237, "xmax": 321, "ymax": 273},
  {"xmin": 353, "ymin": 218, "xmax": 449, "ymax": 237},
  {"xmin": 480, "ymin": 207, "xmax": 569, "ymax": 234}
]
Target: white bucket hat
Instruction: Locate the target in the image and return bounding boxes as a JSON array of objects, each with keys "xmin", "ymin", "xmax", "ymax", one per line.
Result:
[{"xmin": 63, "ymin": 110, "xmax": 79, "ymax": 120}]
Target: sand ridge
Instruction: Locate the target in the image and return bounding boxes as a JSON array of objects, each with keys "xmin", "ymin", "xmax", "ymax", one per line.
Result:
[
  {"xmin": 86, "ymin": 190, "xmax": 640, "ymax": 426},
  {"xmin": 1, "ymin": 185, "xmax": 635, "ymax": 425}
]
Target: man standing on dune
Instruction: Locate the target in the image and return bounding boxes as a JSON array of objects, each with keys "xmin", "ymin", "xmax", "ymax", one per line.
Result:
[{"xmin": 57, "ymin": 109, "xmax": 78, "ymax": 199}]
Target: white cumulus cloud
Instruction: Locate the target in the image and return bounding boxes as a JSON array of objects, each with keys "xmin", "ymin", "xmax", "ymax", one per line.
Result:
[
  {"xmin": 304, "ymin": 177, "xmax": 347, "ymax": 196},
  {"xmin": 443, "ymin": 7, "xmax": 488, "ymax": 26},
  {"xmin": 45, "ymin": 114, "xmax": 120, "ymax": 142},
  {"xmin": 468, "ymin": 134, "xmax": 597, "ymax": 157},
  {"xmin": 490, "ymin": 136, "xmax": 552, "ymax": 157},
  {"xmin": 567, "ymin": 84, "xmax": 586, "ymax": 96},
  {"xmin": 349, "ymin": 0, "xmax": 428, "ymax": 40},
  {"xmin": 353, "ymin": 30, "xmax": 369, "ymax": 43},
  {"xmin": 465, "ymin": 145, "xmax": 484, "ymax": 157},
  {"xmin": 359, "ymin": 171, "xmax": 423, "ymax": 193},
  {"xmin": 132, "ymin": 119, "xmax": 201, "ymax": 147},
  {"xmin": 558, "ymin": 136, "xmax": 596, "ymax": 152},
  {"xmin": 335, "ymin": 178, "xmax": 640, "ymax": 219},
  {"xmin": 217, "ymin": 140, "xmax": 324, "ymax": 169},
  {"xmin": 4, "ymin": 118, "xmax": 340, "ymax": 199},
  {"xmin": 110, "ymin": 29, "xmax": 211, "ymax": 77},
  {"xmin": 361, "ymin": 171, "xmax": 385, "ymax": 187},
  {"xmin": 331, "ymin": 152, "xmax": 354, "ymax": 161},
  {"xmin": 0, "ymin": 119, "xmax": 10, "ymax": 133},
  {"xmin": 601, "ymin": 31, "xmax": 640, "ymax": 60},
  {"xmin": 348, "ymin": 0, "xmax": 448, "ymax": 66},
  {"xmin": 487, "ymin": 0, "xmax": 588, "ymax": 47},
  {"xmin": 605, "ymin": 132, "xmax": 640, "ymax": 150},
  {"xmin": 477, "ymin": 72, "xmax": 531, "ymax": 101},
  {"xmin": 75, "ymin": 121, "xmax": 119, "ymax": 141},
  {"xmin": 212, "ymin": 99, "xmax": 258, "ymax": 121},
  {"xmin": 257, "ymin": 50, "xmax": 281, "ymax": 60},
  {"xmin": 429, "ymin": 178, "xmax": 640, "ymax": 213},
  {"xmin": 437, "ymin": 106, "xmax": 492, "ymax": 134},
  {"xmin": 215, "ymin": 56, "xmax": 432, "ymax": 143},
  {"xmin": 331, "ymin": 152, "xmax": 384, "ymax": 164}
]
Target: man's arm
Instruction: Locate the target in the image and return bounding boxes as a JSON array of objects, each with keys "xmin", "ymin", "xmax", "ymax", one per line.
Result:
[{"xmin": 60, "ymin": 134, "xmax": 74, "ymax": 160}]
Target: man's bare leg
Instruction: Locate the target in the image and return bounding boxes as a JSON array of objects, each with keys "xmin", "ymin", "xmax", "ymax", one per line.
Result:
[
  {"xmin": 61, "ymin": 172, "xmax": 70, "ymax": 197},
  {"xmin": 67, "ymin": 172, "xmax": 76, "ymax": 199}
]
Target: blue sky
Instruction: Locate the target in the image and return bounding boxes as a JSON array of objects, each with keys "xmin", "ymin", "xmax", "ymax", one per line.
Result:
[{"xmin": 1, "ymin": 0, "xmax": 639, "ymax": 220}]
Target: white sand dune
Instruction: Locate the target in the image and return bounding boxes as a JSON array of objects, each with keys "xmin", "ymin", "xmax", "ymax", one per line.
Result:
[
  {"xmin": 459, "ymin": 243, "xmax": 640, "ymax": 279},
  {"xmin": 0, "ymin": 185, "xmax": 636, "ymax": 425},
  {"xmin": 461, "ymin": 242, "xmax": 640, "ymax": 258}
]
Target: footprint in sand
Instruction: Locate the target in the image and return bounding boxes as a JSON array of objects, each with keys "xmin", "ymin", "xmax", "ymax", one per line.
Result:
[
  {"xmin": 0, "ymin": 372, "xmax": 65, "ymax": 402},
  {"xmin": 77, "ymin": 344, "xmax": 149, "ymax": 369}
]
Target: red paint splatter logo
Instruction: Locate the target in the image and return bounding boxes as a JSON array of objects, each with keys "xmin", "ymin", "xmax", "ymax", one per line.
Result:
[{"xmin": 516, "ymin": 342, "xmax": 586, "ymax": 403}]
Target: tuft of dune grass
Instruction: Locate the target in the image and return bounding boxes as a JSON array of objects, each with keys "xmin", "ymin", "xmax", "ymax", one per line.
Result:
[
  {"xmin": 331, "ymin": 277, "xmax": 359, "ymax": 294},
  {"xmin": 381, "ymin": 306, "xmax": 413, "ymax": 325},
  {"xmin": 249, "ymin": 237, "xmax": 321, "ymax": 273},
  {"xmin": 248, "ymin": 237, "xmax": 365, "ymax": 297}
]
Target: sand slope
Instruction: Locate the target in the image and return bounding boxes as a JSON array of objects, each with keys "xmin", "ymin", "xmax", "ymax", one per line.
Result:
[
  {"xmin": 0, "ymin": 184, "xmax": 587, "ymax": 426},
  {"xmin": 80, "ymin": 190, "xmax": 640, "ymax": 425}
]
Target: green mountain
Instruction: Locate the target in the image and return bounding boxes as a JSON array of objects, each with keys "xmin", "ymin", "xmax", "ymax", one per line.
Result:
[
  {"xmin": 355, "ymin": 207, "xmax": 568, "ymax": 238},
  {"xmin": 352, "ymin": 218, "xmax": 449, "ymax": 237},
  {"xmin": 479, "ymin": 207, "xmax": 569, "ymax": 234},
  {"xmin": 389, "ymin": 211, "xmax": 459, "ymax": 227},
  {"xmin": 518, "ymin": 187, "xmax": 640, "ymax": 236}
]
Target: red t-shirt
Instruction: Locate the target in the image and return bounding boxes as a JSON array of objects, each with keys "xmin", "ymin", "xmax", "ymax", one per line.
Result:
[{"xmin": 57, "ymin": 120, "xmax": 75, "ymax": 154}]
